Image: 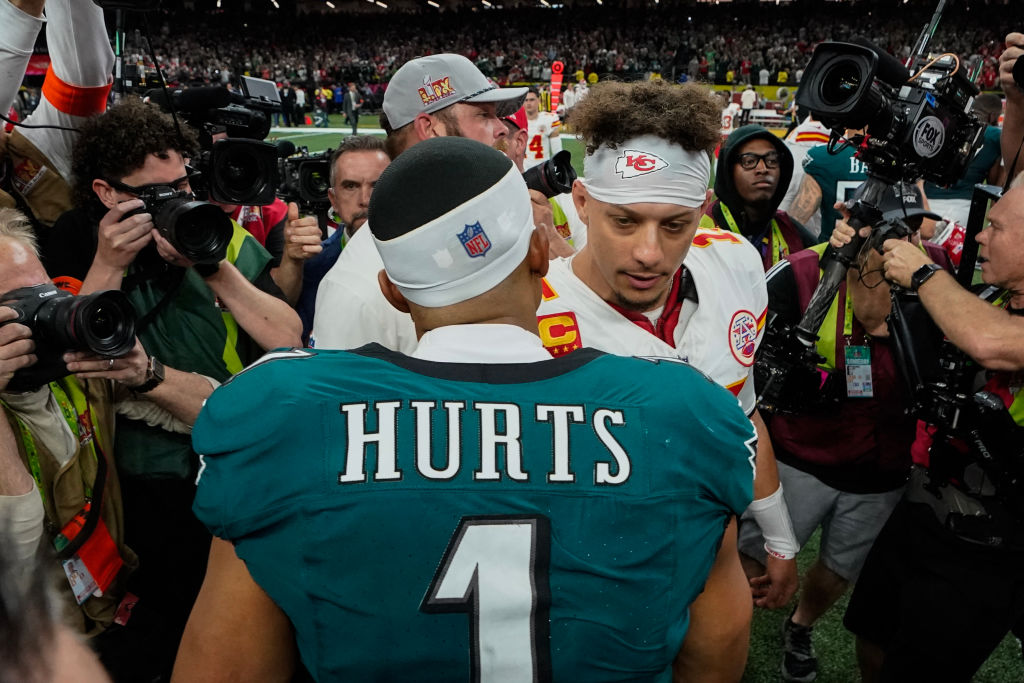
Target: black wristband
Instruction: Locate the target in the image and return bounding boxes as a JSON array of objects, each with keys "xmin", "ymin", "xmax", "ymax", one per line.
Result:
[{"xmin": 193, "ymin": 261, "xmax": 221, "ymax": 278}]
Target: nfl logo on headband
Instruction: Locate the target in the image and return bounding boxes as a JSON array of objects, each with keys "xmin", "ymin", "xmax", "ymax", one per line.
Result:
[{"xmin": 458, "ymin": 221, "xmax": 492, "ymax": 258}]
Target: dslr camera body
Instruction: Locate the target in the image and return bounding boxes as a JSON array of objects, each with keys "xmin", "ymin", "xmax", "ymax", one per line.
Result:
[
  {"xmin": 0, "ymin": 284, "xmax": 136, "ymax": 392},
  {"xmin": 122, "ymin": 183, "xmax": 234, "ymax": 266}
]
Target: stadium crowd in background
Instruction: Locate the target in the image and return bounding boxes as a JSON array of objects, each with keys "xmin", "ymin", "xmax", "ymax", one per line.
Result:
[
  {"xmin": 118, "ymin": 1, "xmax": 1024, "ymax": 102},
  {"xmin": 4, "ymin": 0, "xmax": 1024, "ymax": 681}
]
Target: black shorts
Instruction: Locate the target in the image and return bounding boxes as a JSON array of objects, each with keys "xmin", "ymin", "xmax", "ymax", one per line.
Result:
[{"xmin": 844, "ymin": 498, "xmax": 1024, "ymax": 682}]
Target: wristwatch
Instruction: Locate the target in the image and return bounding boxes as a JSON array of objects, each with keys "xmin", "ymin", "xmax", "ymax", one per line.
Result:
[
  {"xmin": 134, "ymin": 356, "xmax": 166, "ymax": 394},
  {"xmin": 909, "ymin": 263, "xmax": 943, "ymax": 292}
]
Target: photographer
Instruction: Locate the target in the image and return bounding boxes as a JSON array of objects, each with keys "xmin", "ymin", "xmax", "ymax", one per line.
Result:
[
  {"xmin": 0, "ymin": 207, "xmax": 215, "ymax": 679},
  {"xmin": 835, "ymin": 176, "xmax": 1024, "ymax": 681},
  {"xmin": 39, "ymin": 97, "xmax": 301, "ymax": 680},
  {"xmin": 742, "ymin": 206, "xmax": 950, "ymax": 683}
]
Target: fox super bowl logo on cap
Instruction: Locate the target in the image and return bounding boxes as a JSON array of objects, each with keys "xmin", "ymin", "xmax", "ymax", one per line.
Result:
[
  {"xmin": 615, "ymin": 150, "xmax": 669, "ymax": 179},
  {"xmin": 419, "ymin": 74, "xmax": 456, "ymax": 106}
]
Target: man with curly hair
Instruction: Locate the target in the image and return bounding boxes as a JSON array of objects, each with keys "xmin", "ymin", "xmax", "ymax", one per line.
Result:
[
  {"xmin": 535, "ymin": 80, "xmax": 800, "ymax": 680},
  {"xmin": 39, "ymin": 96, "xmax": 301, "ymax": 681}
]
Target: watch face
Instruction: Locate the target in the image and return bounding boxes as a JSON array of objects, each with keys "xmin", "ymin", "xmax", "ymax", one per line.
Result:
[{"xmin": 152, "ymin": 358, "xmax": 166, "ymax": 382}]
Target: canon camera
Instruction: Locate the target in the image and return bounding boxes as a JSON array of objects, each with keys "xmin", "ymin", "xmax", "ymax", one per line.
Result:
[{"xmin": 0, "ymin": 284, "xmax": 136, "ymax": 392}]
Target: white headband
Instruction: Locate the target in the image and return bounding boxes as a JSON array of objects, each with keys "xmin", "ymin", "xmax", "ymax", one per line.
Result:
[
  {"xmin": 581, "ymin": 134, "xmax": 711, "ymax": 207},
  {"xmin": 373, "ymin": 165, "xmax": 535, "ymax": 308}
]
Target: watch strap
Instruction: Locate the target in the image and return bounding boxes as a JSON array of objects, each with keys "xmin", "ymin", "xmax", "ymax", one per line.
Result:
[
  {"xmin": 133, "ymin": 356, "xmax": 165, "ymax": 394},
  {"xmin": 910, "ymin": 263, "xmax": 942, "ymax": 292}
]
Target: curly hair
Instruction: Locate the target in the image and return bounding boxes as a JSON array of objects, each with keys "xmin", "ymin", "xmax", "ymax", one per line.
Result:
[
  {"xmin": 71, "ymin": 96, "xmax": 199, "ymax": 207},
  {"xmin": 570, "ymin": 80, "xmax": 721, "ymax": 155}
]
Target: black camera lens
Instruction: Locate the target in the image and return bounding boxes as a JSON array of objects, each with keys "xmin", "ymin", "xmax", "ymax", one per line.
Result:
[
  {"xmin": 523, "ymin": 150, "xmax": 577, "ymax": 199},
  {"xmin": 209, "ymin": 139, "xmax": 279, "ymax": 205},
  {"xmin": 32, "ymin": 289, "xmax": 136, "ymax": 356},
  {"xmin": 70, "ymin": 292, "xmax": 137, "ymax": 356},
  {"xmin": 155, "ymin": 199, "xmax": 234, "ymax": 265},
  {"xmin": 301, "ymin": 166, "xmax": 330, "ymax": 198},
  {"xmin": 820, "ymin": 61, "xmax": 863, "ymax": 107}
]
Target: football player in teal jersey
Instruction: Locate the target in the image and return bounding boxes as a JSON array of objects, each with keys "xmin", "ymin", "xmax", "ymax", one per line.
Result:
[
  {"xmin": 174, "ymin": 137, "xmax": 757, "ymax": 682},
  {"xmin": 787, "ymin": 128, "xmax": 934, "ymax": 243}
]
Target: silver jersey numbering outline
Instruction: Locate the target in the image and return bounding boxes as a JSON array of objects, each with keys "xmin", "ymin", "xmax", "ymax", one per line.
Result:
[{"xmin": 421, "ymin": 515, "xmax": 553, "ymax": 682}]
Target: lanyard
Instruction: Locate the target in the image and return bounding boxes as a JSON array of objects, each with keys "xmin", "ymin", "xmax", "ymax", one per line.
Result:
[
  {"xmin": 6, "ymin": 378, "xmax": 103, "ymax": 509},
  {"xmin": 719, "ymin": 202, "xmax": 789, "ymax": 265}
]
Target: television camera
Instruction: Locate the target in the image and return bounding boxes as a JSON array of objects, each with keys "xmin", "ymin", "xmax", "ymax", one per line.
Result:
[{"xmin": 754, "ymin": 34, "xmax": 985, "ymax": 414}]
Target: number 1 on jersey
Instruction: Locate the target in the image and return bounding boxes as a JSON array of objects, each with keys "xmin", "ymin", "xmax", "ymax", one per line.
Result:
[{"xmin": 421, "ymin": 515, "xmax": 553, "ymax": 682}]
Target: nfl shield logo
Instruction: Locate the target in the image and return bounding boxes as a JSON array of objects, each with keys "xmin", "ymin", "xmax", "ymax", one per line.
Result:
[{"xmin": 457, "ymin": 222, "xmax": 492, "ymax": 258}]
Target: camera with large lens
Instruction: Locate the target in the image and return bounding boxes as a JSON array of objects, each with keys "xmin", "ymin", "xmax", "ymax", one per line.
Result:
[
  {"xmin": 126, "ymin": 184, "xmax": 234, "ymax": 265},
  {"xmin": 754, "ymin": 39, "xmax": 985, "ymax": 416},
  {"xmin": 147, "ymin": 77, "xmax": 282, "ymax": 206},
  {"xmin": 523, "ymin": 150, "xmax": 578, "ymax": 198},
  {"xmin": 797, "ymin": 40, "xmax": 984, "ymax": 186},
  {"xmin": 189, "ymin": 138, "xmax": 280, "ymax": 206},
  {"xmin": 278, "ymin": 146, "xmax": 333, "ymax": 215},
  {"xmin": 1, "ymin": 284, "xmax": 136, "ymax": 392}
]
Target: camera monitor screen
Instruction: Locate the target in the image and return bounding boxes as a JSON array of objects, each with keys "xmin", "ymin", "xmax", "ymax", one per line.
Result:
[{"xmin": 241, "ymin": 76, "xmax": 282, "ymax": 106}]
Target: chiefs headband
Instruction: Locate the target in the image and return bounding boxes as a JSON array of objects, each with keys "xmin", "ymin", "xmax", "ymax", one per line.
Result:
[{"xmin": 581, "ymin": 134, "xmax": 711, "ymax": 208}]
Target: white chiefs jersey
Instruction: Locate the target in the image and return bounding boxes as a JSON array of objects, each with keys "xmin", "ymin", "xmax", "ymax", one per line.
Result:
[
  {"xmin": 536, "ymin": 226, "xmax": 768, "ymax": 414},
  {"xmin": 525, "ymin": 112, "xmax": 563, "ymax": 170},
  {"xmin": 720, "ymin": 102, "xmax": 741, "ymax": 140}
]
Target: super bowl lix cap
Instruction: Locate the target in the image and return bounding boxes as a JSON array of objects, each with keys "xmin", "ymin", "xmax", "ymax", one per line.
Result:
[{"xmin": 383, "ymin": 54, "xmax": 528, "ymax": 130}]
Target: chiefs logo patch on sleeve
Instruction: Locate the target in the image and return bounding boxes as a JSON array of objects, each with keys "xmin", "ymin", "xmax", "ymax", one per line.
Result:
[{"xmin": 728, "ymin": 310, "xmax": 758, "ymax": 367}]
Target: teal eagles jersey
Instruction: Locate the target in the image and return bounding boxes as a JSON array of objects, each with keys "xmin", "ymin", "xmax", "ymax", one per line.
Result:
[
  {"xmin": 192, "ymin": 345, "xmax": 756, "ymax": 682},
  {"xmin": 803, "ymin": 146, "xmax": 925, "ymax": 241},
  {"xmin": 803, "ymin": 144, "xmax": 867, "ymax": 241}
]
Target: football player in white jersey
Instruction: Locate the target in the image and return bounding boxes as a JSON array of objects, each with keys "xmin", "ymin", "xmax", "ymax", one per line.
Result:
[
  {"xmin": 523, "ymin": 87, "xmax": 563, "ymax": 170},
  {"xmin": 536, "ymin": 80, "xmax": 800, "ymax": 680}
]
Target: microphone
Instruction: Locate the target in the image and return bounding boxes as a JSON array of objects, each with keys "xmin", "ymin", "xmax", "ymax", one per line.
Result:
[
  {"xmin": 852, "ymin": 37, "xmax": 911, "ymax": 87},
  {"xmin": 144, "ymin": 86, "xmax": 233, "ymax": 114},
  {"xmin": 276, "ymin": 140, "xmax": 296, "ymax": 158}
]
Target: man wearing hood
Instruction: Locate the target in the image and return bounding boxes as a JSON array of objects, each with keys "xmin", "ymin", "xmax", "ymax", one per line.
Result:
[{"xmin": 701, "ymin": 125, "xmax": 818, "ymax": 271}]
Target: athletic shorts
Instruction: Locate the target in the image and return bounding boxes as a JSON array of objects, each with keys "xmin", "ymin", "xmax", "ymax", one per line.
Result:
[
  {"xmin": 737, "ymin": 461, "xmax": 903, "ymax": 581},
  {"xmin": 844, "ymin": 499, "xmax": 1024, "ymax": 682}
]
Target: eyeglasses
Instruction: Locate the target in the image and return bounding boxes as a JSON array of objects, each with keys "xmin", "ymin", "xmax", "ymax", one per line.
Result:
[
  {"xmin": 105, "ymin": 174, "xmax": 191, "ymax": 196},
  {"xmin": 737, "ymin": 151, "xmax": 780, "ymax": 170}
]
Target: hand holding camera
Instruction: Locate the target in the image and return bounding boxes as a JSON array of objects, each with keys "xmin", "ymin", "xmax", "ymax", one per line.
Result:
[
  {"xmin": 1000, "ymin": 32, "xmax": 1024, "ymax": 100},
  {"xmin": 0, "ymin": 307, "xmax": 36, "ymax": 394},
  {"xmin": 96, "ymin": 199, "xmax": 155, "ymax": 272},
  {"xmin": 0, "ymin": 285, "xmax": 136, "ymax": 392},
  {"xmin": 63, "ymin": 337, "xmax": 149, "ymax": 387}
]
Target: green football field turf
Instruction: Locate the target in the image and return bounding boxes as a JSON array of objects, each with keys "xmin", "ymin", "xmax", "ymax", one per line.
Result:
[
  {"xmin": 274, "ymin": 112, "xmax": 1024, "ymax": 681},
  {"xmin": 741, "ymin": 529, "xmax": 1024, "ymax": 682}
]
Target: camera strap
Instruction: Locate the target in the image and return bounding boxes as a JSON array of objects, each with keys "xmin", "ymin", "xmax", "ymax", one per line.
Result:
[{"xmin": 124, "ymin": 264, "xmax": 187, "ymax": 335}]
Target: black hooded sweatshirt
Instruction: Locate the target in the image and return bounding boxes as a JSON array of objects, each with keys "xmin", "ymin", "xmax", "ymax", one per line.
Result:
[{"xmin": 703, "ymin": 125, "xmax": 817, "ymax": 271}]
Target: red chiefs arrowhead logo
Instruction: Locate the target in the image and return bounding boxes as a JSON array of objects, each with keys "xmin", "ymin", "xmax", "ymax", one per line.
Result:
[{"xmin": 615, "ymin": 150, "xmax": 669, "ymax": 178}]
